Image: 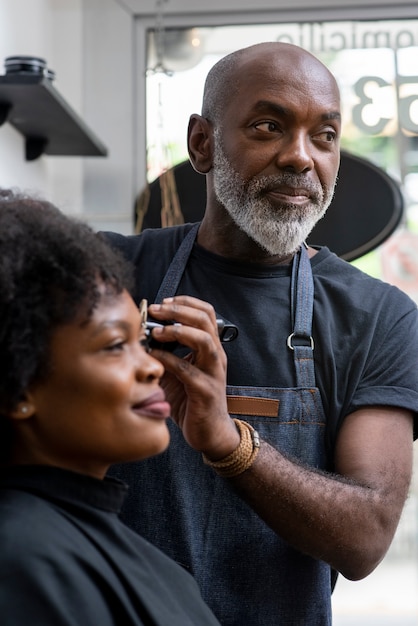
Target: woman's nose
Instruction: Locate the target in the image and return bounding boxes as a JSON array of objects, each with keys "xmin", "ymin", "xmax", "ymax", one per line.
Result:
[{"xmin": 136, "ymin": 346, "xmax": 165, "ymax": 382}]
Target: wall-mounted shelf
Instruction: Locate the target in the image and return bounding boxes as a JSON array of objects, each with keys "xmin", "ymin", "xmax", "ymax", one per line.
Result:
[{"xmin": 0, "ymin": 73, "xmax": 108, "ymax": 160}]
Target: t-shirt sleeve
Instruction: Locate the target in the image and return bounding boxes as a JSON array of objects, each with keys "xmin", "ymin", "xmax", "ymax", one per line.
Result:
[{"xmin": 347, "ymin": 298, "xmax": 418, "ymax": 440}]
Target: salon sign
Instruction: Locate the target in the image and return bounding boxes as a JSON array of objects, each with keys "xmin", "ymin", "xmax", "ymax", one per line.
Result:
[{"xmin": 275, "ymin": 20, "xmax": 418, "ymax": 137}]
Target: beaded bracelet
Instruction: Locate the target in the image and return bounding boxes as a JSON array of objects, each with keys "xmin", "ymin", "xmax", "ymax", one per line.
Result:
[{"xmin": 202, "ymin": 419, "xmax": 261, "ymax": 478}]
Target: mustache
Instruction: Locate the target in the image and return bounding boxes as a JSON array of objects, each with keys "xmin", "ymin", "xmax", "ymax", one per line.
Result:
[{"xmin": 248, "ymin": 173, "xmax": 325, "ymax": 199}]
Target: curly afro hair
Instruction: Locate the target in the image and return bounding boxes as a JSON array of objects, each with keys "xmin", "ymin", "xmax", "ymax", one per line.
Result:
[{"xmin": 0, "ymin": 188, "xmax": 134, "ymax": 416}]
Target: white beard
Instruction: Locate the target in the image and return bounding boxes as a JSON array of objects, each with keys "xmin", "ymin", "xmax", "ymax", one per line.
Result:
[{"xmin": 212, "ymin": 132, "xmax": 335, "ymax": 257}]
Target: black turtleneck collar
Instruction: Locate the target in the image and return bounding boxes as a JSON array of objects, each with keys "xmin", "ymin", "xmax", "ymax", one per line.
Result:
[{"xmin": 0, "ymin": 465, "xmax": 128, "ymax": 513}]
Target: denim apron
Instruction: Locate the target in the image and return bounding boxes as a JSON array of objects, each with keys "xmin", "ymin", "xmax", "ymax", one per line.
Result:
[{"xmin": 138, "ymin": 224, "xmax": 331, "ymax": 625}]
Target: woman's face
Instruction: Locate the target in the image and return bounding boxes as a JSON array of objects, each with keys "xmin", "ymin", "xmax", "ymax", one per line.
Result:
[{"xmin": 13, "ymin": 289, "xmax": 171, "ymax": 478}]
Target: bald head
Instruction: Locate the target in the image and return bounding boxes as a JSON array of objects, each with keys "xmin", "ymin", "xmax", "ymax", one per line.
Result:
[{"xmin": 201, "ymin": 42, "xmax": 340, "ymax": 127}]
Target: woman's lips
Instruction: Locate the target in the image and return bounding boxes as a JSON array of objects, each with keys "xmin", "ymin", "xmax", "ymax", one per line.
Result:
[{"xmin": 132, "ymin": 390, "xmax": 171, "ymax": 419}]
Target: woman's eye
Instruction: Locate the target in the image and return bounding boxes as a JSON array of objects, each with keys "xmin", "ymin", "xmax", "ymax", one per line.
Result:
[
  {"xmin": 105, "ymin": 341, "xmax": 125, "ymax": 352},
  {"xmin": 139, "ymin": 337, "xmax": 150, "ymax": 352}
]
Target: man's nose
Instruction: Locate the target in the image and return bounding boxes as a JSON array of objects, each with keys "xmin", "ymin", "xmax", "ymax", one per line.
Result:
[{"xmin": 275, "ymin": 132, "xmax": 314, "ymax": 174}]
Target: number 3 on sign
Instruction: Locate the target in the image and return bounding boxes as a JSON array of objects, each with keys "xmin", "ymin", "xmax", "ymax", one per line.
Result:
[{"xmin": 352, "ymin": 74, "xmax": 418, "ymax": 135}]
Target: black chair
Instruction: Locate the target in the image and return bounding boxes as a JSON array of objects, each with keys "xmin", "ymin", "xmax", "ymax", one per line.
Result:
[{"xmin": 135, "ymin": 151, "xmax": 404, "ymax": 262}]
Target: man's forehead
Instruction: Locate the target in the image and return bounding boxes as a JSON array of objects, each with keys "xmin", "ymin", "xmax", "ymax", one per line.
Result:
[
  {"xmin": 234, "ymin": 46, "xmax": 338, "ymax": 92},
  {"xmin": 225, "ymin": 74, "xmax": 341, "ymax": 123}
]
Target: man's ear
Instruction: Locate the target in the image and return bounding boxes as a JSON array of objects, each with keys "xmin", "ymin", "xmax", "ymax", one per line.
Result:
[{"xmin": 187, "ymin": 114, "xmax": 213, "ymax": 174}]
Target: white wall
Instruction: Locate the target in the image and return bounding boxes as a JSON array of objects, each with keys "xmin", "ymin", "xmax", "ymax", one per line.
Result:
[
  {"xmin": 82, "ymin": 0, "xmax": 134, "ymax": 233},
  {"xmin": 0, "ymin": 0, "xmax": 86, "ymax": 215}
]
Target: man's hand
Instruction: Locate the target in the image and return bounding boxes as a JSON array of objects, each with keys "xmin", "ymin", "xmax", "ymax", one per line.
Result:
[{"xmin": 147, "ymin": 296, "xmax": 240, "ymax": 459}]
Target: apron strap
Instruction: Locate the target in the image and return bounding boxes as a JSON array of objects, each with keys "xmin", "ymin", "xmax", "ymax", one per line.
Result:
[
  {"xmin": 287, "ymin": 244, "xmax": 316, "ymax": 388},
  {"xmin": 154, "ymin": 223, "xmax": 200, "ymax": 303}
]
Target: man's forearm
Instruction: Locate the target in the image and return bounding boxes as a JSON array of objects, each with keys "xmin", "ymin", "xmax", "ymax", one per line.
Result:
[{"xmin": 226, "ymin": 439, "xmax": 409, "ymax": 580}]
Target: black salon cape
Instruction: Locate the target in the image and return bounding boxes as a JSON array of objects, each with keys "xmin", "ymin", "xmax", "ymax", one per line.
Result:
[{"xmin": 0, "ymin": 465, "xmax": 220, "ymax": 626}]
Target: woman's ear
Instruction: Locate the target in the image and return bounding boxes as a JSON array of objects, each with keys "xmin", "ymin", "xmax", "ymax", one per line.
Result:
[
  {"xmin": 9, "ymin": 398, "xmax": 35, "ymax": 421},
  {"xmin": 187, "ymin": 114, "xmax": 213, "ymax": 174}
]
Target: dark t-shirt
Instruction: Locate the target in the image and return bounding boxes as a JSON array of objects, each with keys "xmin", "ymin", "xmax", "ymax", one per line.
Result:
[{"xmin": 105, "ymin": 223, "xmax": 418, "ymax": 447}]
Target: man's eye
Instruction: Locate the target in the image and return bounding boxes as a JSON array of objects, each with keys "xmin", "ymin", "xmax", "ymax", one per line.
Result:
[
  {"xmin": 254, "ymin": 121, "xmax": 279, "ymax": 132},
  {"xmin": 314, "ymin": 130, "xmax": 336, "ymax": 143}
]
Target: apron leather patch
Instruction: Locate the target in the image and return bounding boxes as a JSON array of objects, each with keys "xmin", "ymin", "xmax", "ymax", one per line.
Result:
[{"xmin": 227, "ymin": 395, "xmax": 279, "ymax": 417}]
